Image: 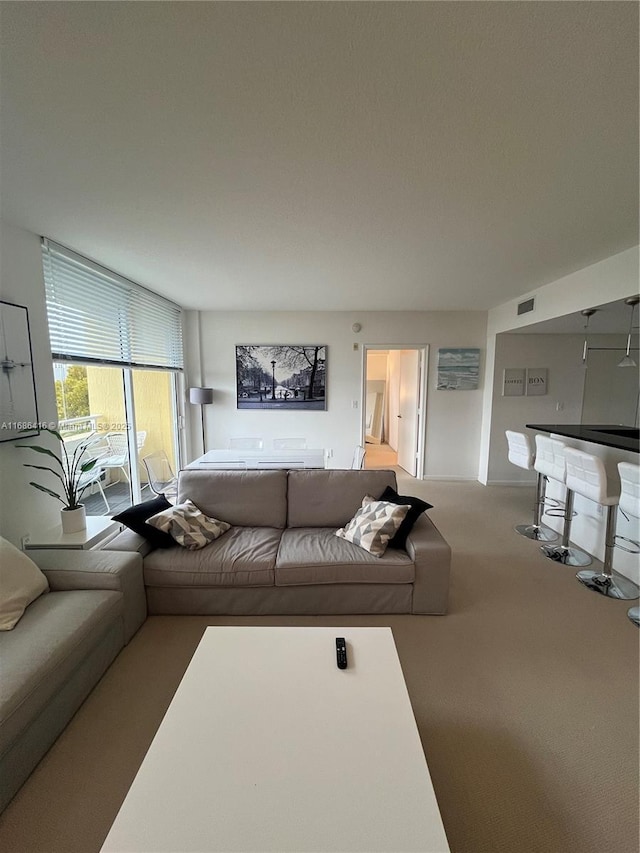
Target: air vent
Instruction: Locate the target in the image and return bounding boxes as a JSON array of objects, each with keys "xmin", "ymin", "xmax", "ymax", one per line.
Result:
[{"xmin": 517, "ymin": 298, "xmax": 535, "ymax": 316}]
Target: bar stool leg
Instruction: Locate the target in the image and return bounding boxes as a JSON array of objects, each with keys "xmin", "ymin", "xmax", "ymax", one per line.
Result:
[
  {"xmin": 540, "ymin": 489, "xmax": 592, "ymax": 567},
  {"xmin": 576, "ymin": 505, "xmax": 640, "ymax": 599},
  {"xmin": 628, "ymin": 607, "xmax": 640, "ymax": 626},
  {"xmin": 515, "ymin": 473, "xmax": 558, "ymax": 542}
]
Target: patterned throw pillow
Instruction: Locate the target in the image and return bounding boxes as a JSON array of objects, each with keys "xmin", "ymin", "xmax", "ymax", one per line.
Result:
[
  {"xmin": 335, "ymin": 495, "xmax": 411, "ymax": 557},
  {"xmin": 147, "ymin": 499, "xmax": 231, "ymax": 550}
]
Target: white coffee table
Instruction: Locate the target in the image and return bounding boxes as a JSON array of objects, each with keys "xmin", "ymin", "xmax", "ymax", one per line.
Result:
[{"xmin": 100, "ymin": 627, "xmax": 450, "ymax": 852}]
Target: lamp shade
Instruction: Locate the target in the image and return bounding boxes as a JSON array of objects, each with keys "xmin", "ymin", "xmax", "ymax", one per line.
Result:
[{"xmin": 189, "ymin": 387, "xmax": 214, "ymax": 405}]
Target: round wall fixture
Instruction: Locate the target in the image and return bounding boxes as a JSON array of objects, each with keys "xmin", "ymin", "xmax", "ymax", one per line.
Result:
[{"xmin": 352, "ymin": 323, "xmax": 362, "ymax": 333}]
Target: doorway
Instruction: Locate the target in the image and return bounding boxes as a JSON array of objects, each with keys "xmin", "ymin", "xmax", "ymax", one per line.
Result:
[{"xmin": 361, "ymin": 346, "xmax": 428, "ymax": 478}]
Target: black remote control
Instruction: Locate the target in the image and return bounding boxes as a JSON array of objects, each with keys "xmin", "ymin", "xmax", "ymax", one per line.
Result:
[{"xmin": 336, "ymin": 637, "xmax": 347, "ymax": 670}]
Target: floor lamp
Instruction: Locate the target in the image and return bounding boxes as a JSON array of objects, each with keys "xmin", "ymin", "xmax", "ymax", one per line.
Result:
[{"xmin": 189, "ymin": 387, "xmax": 214, "ymax": 453}]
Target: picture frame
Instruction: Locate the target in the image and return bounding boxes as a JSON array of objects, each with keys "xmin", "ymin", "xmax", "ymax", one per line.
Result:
[
  {"xmin": 502, "ymin": 368, "xmax": 525, "ymax": 397},
  {"xmin": 526, "ymin": 368, "xmax": 548, "ymax": 396},
  {"xmin": 236, "ymin": 345, "xmax": 327, "ymax": 410},
  {"xmin": 436, "ymin": 348, "xmax": 480, "ymax": 390},
  {"xmin": 0, "ymin": 300, "xmax": 40, "ymax": 442}
]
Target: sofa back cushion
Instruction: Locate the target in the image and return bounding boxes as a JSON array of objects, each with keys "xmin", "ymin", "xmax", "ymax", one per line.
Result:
[
  {"xmin": 0, "ymin": 537, "xmax": 49, "ymax": 630},
  {"xmin": 178, "ymin": 469, "xmax": 288, "ymax": 528},
  {"xmin": 287, "ymin": 470, "xmax": 398, "ymax": 528}
]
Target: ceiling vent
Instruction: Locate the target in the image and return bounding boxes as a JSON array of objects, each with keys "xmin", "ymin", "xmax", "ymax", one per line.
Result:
[{"xmin": 517, "ymin": 297, "xmax": 535, "ymax": 316}]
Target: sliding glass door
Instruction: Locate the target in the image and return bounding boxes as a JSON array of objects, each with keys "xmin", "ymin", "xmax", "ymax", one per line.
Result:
[{"xmin": 54, "ymin": 362, "xmax": 182, "ymax": 515}]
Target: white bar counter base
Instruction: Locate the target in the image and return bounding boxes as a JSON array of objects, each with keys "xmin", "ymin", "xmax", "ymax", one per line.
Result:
[
  {"xmin": 24, "ymin": 516, "xmax": 121, "ymax": 550},
  {"xmin": 100, "ymin": 627, "xmax": 450, "ymax": 853}
]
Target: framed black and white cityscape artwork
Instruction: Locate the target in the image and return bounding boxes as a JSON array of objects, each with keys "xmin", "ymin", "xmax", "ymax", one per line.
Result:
[
  {"xmin": 0, "ymin": 300, "xmax": 40, "ymax": 442},
  {"xmin": 236, "ymin": 345, "xmax": 327, "ymax": 410}
]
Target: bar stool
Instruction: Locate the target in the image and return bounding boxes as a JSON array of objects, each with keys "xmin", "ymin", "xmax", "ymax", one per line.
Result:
[
  {"xmin": 505, "ymin": 430, "xmax": 557, "ymax": 541},
  {"xmin": 566, "ymin": 451, "xmax": 640, "ymax": 599},
  {"xmin": 538, "ymin": 437, "xmax": 592, "ymax": 567},
  {"xmin": 617, "ymin": 462, "xmax": 640, "ymax": 623}
]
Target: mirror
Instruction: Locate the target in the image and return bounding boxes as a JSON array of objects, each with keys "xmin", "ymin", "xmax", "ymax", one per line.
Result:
[{"xmin": 365, "ymin": 381, "xmax": 385, "ymax": 443}]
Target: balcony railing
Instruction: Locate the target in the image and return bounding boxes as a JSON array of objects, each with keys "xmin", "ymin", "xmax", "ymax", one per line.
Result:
[{"xmin": 58, "ymin": 414, "xmax": 102, "ymax": 439}]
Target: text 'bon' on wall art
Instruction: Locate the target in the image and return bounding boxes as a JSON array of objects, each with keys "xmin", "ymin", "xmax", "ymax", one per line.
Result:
[{"xmin": 526, "ymin": 368, "xmax": 547, "ymax": 396}]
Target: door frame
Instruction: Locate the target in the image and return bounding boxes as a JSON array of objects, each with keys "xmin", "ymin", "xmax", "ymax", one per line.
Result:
[{"xmin": 360, "ymin": 344, "xmax": 429, "ymax": 479}]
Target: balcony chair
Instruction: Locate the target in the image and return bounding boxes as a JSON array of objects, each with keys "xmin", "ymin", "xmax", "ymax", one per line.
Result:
[
  {"xmin": 100, "ymin": 431, "xmax": 147, "ymax": 482},
  {"xmin": 142, "ymin": 451, "xmax": 178, "ymax": 503}
]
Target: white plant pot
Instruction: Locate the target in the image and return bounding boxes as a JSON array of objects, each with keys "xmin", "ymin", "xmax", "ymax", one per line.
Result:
[{"xmin": 61, "ymin": 505, "xmax": 86, "ymax": 534}]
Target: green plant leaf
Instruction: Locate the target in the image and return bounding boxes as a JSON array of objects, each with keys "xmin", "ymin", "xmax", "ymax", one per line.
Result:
[
  {"xmin": 80, "ymin": 458, "xmax": 97, "ymax": 473},
  {"xmin": 17, "ymin": 444, "xmax": 62, "ymax": 463},
  {"xmin": 22, "ymin": 464, "xmax": 65, "ymax": 484},
  {"xmin": 28, "ymin": 482, "xmax": 64, "ymax": 503}
]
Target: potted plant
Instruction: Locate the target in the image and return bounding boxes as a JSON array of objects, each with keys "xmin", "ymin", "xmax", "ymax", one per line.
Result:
[{"xmin": 18, "ymin": 427, "xmax": 102, "ymax": 533}]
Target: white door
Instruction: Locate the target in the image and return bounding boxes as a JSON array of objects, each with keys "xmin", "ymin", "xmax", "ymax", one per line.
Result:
[{"xmin": 397, "ymin": 349, "xmax": 420, "ymax": 476}]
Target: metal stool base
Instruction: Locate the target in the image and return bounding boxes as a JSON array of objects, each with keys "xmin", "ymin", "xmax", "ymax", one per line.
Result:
[
  {"xmin": 514, "ymin": 524, "xmax": 558, "ymax": 542},
  {"xmin": 541, "ymin": 544, "xmax": 592, "ymax": 567},
  {"xmin": 628, "ymin": 606, "xmax": 640, "ymax": 627},
  {"xmin": 576, "ymin": 570, "xmax": 640, "ymax": 601}
]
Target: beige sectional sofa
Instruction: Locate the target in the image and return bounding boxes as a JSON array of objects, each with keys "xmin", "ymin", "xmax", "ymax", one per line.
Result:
[
  {"xmin": 0, "ymin": 549, "xmax": 146, "ymax": 813},
  {"xmin": 107, "ymin": 468, "xmax": 451, "ymax": 616}
]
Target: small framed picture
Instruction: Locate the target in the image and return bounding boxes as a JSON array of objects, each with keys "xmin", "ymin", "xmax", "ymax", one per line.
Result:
[
  {"xmin": 502, "ymin": 368, "xmax": 525, "ymax": 397},
  {"xmin": 526, "ymin": 368, "xmax": 548, "ymax": 396}
]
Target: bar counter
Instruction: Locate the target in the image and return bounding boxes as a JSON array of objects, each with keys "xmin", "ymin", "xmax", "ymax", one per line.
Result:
[{"xmin": 526, "ymin": 424, "xmax": 639, "ymax": 454}]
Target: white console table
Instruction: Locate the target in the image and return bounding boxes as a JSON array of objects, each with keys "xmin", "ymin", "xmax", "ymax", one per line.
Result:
[{"xmin": 25, "ymin": 516, "xmax": 121, "ymax": 551}]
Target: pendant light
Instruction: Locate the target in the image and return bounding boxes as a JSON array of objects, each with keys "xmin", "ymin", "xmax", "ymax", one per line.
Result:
[
  {"xmin": 618, "ymin": 296, "xmax": 639, "ymax": 369},
  {"xmin": 581, "ymin": 308, "xmax": 597, "ymax": 364}
]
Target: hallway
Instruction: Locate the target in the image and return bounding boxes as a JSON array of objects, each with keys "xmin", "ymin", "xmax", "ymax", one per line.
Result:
[{"xmin": 364, "ymin": 442, "xmax": 398, "ymax": 470}]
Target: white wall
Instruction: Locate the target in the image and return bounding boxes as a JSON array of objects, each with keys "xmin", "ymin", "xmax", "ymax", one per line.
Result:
[
  {"xmin": 487, "ymin": 334, "xmax": 586, "ymax": 484},
  {"xmin": 581, "ymin": 335, "xmax": 639, "ymax": 426},
  {"xmin": 0, "ymin": 221, "xmax": 60, "ymax": 544},
  {"xmin": 479, "ymin": 247, "xmax": 640, "ymax": 482},
  {"xmin": 188, "ymin": 310, "xmax": 487, "ymax": 478}
]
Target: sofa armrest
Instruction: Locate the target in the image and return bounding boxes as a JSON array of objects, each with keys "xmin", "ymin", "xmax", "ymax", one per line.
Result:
[
  {"xmin": 103, "ymin": 529, "xmax": 153, "ymax": 556},
  {"xmin": 405, "ymin": 514, "xmax": 451, "ymax": 614},
  {"xmin": 28, "ymin": 550, "xmax": 146, "ymax": 643}
]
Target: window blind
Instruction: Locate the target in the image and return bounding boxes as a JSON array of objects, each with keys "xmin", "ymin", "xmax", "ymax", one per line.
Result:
[{"xmin": 41, "ymin": 238, "xmax": 184, "ymax": 370}]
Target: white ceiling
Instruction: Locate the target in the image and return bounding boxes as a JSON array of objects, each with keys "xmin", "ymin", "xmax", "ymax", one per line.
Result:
[{"xmin": 1, "ymin": 2, "xmax": 638, "ymax": 312}]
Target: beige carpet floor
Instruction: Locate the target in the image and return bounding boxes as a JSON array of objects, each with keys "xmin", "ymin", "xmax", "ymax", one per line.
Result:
[{"xmin": 1, "ymin": 476, "xmax": 638, "ymax": 853}]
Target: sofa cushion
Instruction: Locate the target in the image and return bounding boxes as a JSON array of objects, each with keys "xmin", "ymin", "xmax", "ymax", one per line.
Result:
[
  {"xmin": 275, "ymin": 528, "xmax": 415, "ymax": 586},
  {"xmin": 287, "ymin": 470, "xmax": 398, "ymax": 528},
  {"xmin": 378, "ymin": 486, "xmax": 433, "ymax": 549},
  {"xmin": 112, "ymin": 497, "xmax": 175, "ymax": 549},
  {"xmin": 178, "ymin": 469, "xmax": 288, "ymax": 528},
  {"xmin": 335, "ymin": 496, "xmax": 411, "ymax": 557},
  {"xmin": 147, "ymin": 499, "xmax": 231, "ymax": 550},
  {"xmin": 143, "ymin": 527, "xmax": 281, "ymax": 588},
  {"xmin": 0, "ymin": 589, "xmax": 122, "ymax": 757},
  {"xmin": 0, "ymin": 537, "xmax": 49, "ymax": 631}
]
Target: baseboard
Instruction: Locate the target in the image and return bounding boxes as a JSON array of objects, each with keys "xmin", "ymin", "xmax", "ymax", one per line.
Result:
[
  {"xmin": 420, "ymin": 475, "xmax": 479, "ymax": 482},
  {"xmin": 485, "ymin": 480, "xmax": 536, "ymax": 487}
]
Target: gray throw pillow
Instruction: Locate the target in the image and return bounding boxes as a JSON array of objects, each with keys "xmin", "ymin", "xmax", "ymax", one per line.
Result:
[
  {"xmin": 335, "ymin": 495, "xmax": 411, "ymax": 557},
  {"xmin": 147, "ymin": 499, "xmax": 231, "ymax": 550}
]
